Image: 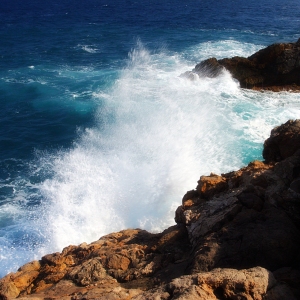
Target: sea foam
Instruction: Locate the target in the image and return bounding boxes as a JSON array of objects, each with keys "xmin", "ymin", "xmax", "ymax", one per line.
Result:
[
  {"xmin": 1, "ymin": 41, "xmax": 300, "ymax": 277},
  {"xmin": 39, "ymin": 42, "xmax": 300, "ymax": 251}
]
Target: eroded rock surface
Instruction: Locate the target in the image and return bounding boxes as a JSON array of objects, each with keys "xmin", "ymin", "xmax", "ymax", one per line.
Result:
[
  {"xmin": 135, "ymin": 267, "xmax": 278, "ymax": 300},
  {"xmin": 0, "ymin": 226, "xmax": 191, "ymax": 299},
  {"xmin": 1, "ymin": 120, "xmax": 300, "ymax": 299}
]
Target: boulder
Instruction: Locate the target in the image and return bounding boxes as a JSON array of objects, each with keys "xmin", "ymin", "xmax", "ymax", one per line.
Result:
[{"xmin": 263, "ymin": 119, "xmax": 300, "ymax": 162}]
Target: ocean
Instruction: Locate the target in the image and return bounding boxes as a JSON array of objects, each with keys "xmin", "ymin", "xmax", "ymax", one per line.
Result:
[{"xmin": 0, "ymin": 0, "xmax": 300, "ymax": 277}]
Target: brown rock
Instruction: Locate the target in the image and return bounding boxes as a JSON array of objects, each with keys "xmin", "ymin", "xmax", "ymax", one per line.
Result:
[
  {"xmin": 177, "ymin": 120, "xmax": 300, "ymax": 278},
  {"xmin": 133, "ymin": 267, "xmax": 278, "ymax": 300},
  {"xmin": 196, "ymin": 267, "xmax": 276, "ymax": 299},
  {"xmin": 263, "ymin": 119, "xmax": 300, "ymax": 162},
  {"xmin": 106, "ymin": 254, "xmax": 131, "ymax": 271},
  {"xmin": 0, "ymin": 281, "xmax": 20, "ymax": 299},
  {"xmin": 12, "ymin": 271, "xmax": 40, "ymax": 290},
  {"xmin": 1, "ymin": 119, "xmax": 300, "ymax": 299},
  {"xmin": 68, "ymin": 258, "xmax": 109, "ymax": 286},
  {"xmin": 17, "ymin": 261, "xmax": 41, "ymax": 273},
  {"xmin": 190, "ymin": 39, "xmax": 300, "ymax": 91},
  {"xmin": 196, "ymin": 173, "xmax": 228, "ymax": 199}
]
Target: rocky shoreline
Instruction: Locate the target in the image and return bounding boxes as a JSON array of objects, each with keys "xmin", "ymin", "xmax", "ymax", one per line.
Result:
[
  {"xmin": 182, "ymin": 39, "xmax": 300, "ymax": 91},
  {"xmin": 1, "ymin": 40, "xmax": 300, "ymax": 299},
  {"xmin": 1, "ymin": 120, "xmax": 300, "ymax": 299}
]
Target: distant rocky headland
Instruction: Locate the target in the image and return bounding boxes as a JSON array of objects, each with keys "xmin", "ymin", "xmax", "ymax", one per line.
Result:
[
  {"xmin": 1, "ymin": 41, "xmax": 300, "ymax": 299},
  {"xmin": 182, "ymin": 39, "xmax": 300, "ymax": 91}
]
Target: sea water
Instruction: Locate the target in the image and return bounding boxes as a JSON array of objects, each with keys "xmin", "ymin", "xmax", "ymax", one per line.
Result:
[{"xmin": 1, "ymin": 0, "xmax": 300, "ymax": 277}]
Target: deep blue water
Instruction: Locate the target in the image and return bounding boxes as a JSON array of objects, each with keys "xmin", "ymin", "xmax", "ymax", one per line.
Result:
[{"xmin": 0, "ymin": 0, "xmax": 300, "ymax": 277}]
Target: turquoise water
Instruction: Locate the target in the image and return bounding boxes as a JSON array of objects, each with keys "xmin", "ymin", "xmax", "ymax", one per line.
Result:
[{"xmin": 0, "ymin": 0, "xmax": 300, "ymax": 277}]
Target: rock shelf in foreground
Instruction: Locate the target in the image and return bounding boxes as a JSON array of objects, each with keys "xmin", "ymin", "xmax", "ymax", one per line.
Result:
[{"xmin": 1, "ymin": 119, "xmax": 300, "ymax": 300}]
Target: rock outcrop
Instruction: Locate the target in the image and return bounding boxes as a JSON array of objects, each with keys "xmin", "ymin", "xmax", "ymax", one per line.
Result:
[
  {"xmin": 0, "ymin": 226, "xmax": 191, "ymax": 299},
  {"xmin": 1, "ymin": 120, "xmax": 300, "ymax": 299},
  {"xmin": 176, "ymin": 120, "xmax": 300, "ymax": 277},
  {"xmin": 183, "ymin": 39, "xmax": 300, "ymax": 91}
]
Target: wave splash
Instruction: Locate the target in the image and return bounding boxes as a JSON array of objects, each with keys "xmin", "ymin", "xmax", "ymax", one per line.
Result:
[
  {"xmin": 1, "ymin": 41, "xmax": 300, "ymax": 277},
  {"xmin": 39, "ymin": 44, "xmax": 241, "ymax": 249}
]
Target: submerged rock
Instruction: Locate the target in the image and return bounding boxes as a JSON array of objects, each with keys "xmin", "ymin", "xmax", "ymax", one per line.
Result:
[
  {"xmin": 1, "ymin": 120, "xmax": 300, "ymax": 299},
  {"xmin": 185, "ymin": 39, "xmax": 300, "ymax": 91}
]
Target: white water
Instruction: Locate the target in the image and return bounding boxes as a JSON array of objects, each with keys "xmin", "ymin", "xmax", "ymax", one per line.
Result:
[
  {"xmin": 1, "ymin": 41, "xmax": 300, "ymax": 277},
  {"xmin": 39, "ymin": 42, "xmax": 300, "ymax": 249}
]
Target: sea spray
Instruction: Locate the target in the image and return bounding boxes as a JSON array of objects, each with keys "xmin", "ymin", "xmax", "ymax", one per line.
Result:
[
  {"xmin": 39, "ymin": 44, "xmax": 300, "ymax": 251},
  {"xmin": 1, "ymin": 41, "xmax": 300, "ymax": 277}
]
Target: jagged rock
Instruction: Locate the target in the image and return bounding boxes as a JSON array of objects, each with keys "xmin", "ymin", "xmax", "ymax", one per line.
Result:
[
  {"xmin": 176, "ymin": 120, "xmax": 300, "ymax": 275},
  {"xmin": 263, "ymin": 119, "xmax": 300, "ymax": 162},
  {"xmin": 0, "ymin": 226, "xmax": 191, "ymax": 299},
  {"xmin": 0, "ymin": 261, "xmax": 41, "ymax": 298},
  {"xmin": 1, "ymin": 119, "xmax": 300, "ymax": 299},
  {"xmin": 68, "ymin": 258, "xmax": 109, "ymax": 286},
  {"xmin": 193, "ymin": 57, "xmax": 225, "ymax": 78},
  {"xmin": 196, "ymin": 173, "xmax": 228, "ymax": 199},
  {"xmin": 189, "ymin": 39, "xmax": 300, "ymax": 91}
]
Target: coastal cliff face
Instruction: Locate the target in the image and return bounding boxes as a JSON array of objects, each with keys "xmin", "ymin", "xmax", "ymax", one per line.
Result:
[
  {"xmin": 183, "ymin": 39, "xmax": 300, "ymax": 91},
  {"xmin": 1, "ymin": 119, "xmax": 300, "ymax": 299}
]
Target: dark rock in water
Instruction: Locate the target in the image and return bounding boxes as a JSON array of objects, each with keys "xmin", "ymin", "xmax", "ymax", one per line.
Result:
[
  {"xmin": 193, "ymin": 57, "xmax": 225, "ymax": 78},
  {"xmin": 191, "ymin": 39, "xmax": 300, "ymax": 91},
  {"xmin": 1, "ymin": 120, "xmax": 300, "ymax": 299},
  {"xmin": 263, "ymin": 119, "xmax": 300, "ymax": 162}
]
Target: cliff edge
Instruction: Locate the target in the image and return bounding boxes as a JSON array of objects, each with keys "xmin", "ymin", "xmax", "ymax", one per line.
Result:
[{"xmin": 1, "ymin": 119, "xmax": 300, "ymax": 300}]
